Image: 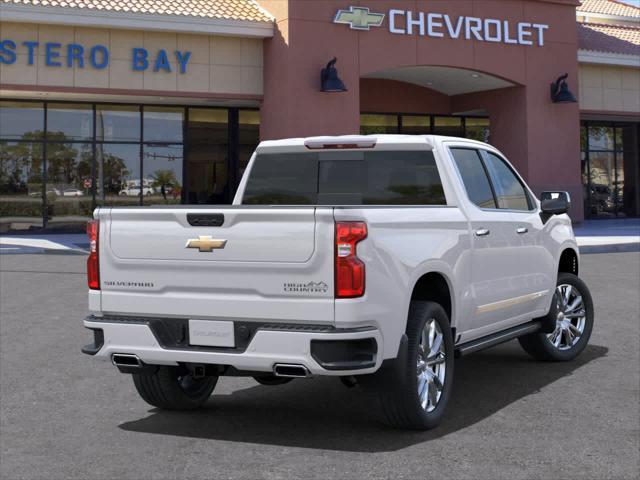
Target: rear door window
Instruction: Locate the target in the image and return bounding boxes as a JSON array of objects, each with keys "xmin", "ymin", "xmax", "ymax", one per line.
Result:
[
  {"xmin": 242, "ymin": 151, "xmax": 446, "ymax": 205},
  {"xmin": 450, "ymin": 148, "xmax": 497, "ymax": 209}
]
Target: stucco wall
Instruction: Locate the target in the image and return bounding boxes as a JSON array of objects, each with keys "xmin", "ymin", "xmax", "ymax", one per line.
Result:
[
  {"xmin": 0, "ymin": 22, "xmax": 263, "ymax": 96},
  {"xmin": 579, "ymin": 63, "xmax": 640, "ymax": 114}
]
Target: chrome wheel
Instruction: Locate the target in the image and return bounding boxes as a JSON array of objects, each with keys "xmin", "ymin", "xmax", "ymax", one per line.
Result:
[
  {"xmin": 547, "ymin": 283, "xmax": 586, "ymax": 351},
  {"xmin": 417, "ymin": 318, "xmax": 447, "ymax": 412}
]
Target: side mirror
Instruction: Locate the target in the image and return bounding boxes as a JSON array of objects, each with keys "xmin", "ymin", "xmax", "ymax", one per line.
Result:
[{"xmin": 540, "ymin": 191, "xmax": 571, "ymax": 216}]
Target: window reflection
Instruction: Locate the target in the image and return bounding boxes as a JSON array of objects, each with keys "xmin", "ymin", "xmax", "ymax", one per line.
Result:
[
  {"xmin": 47, "ymin": 143, "xmax": 93, "ymax": 225},
  {"xmin": 434, "ymin": 116, "xmax": 463, "ymax": 137},
  {"xmin": 186, "ymin": 108, "xmax": 229, "ymax": 204},
  {"xmin": 96, "ymin": 143, "xmax": 141, "ymax": 206},
  {"xmin": 401, "ymin": 115, "xmax": 430, "ymax": 135},
  {"xmin": 97, "ymin": 105, "xmax": 140, "ymax": 142},
  {"xmin": 143, "ymin": 107, "xmax": 183, "ymax": 143},
  {"xmin": 47, "ymin": 103, "xmax": 93, "ymax": 141},
  {"xmin": 143, "ymin": 144, "xmax": 183, "ymax": 204},
  {"xmin": 360, "ymin": 114, "xmax": 399, "ymax": 135},
  {"xmin": 238, "ymin": 110, "xmax": 260, "ymax": 184},
  {"xmin": 0, "ymin": 141, "xmax": 44, "ymax": 228},
  {"xmin": 0, "ymin": 101, "xmax": 44, "ymax": 140}
]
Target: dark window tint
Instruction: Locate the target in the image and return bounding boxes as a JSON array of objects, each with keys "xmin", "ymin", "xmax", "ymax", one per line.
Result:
[
  {"xmin": 243, "ymin": 153, "xmax": 318, "ymax": 204},
  {"xmin": 450, "ymin": 148, "xmax": 496, "ymax": 208},
  {"xmin": 242, "ymin": 151, "xmax": 446, "ymax": 205},
  {"xmin": 481, "ymin": 151, "xmax": 531, "ymax": 210}
]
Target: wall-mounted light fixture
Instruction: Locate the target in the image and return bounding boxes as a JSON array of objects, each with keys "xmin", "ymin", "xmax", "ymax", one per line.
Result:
[
  {"xmin": 321, "ymin": 57, "xmax": 347, "ymax": 92},
  {"xmin": 550, "ymin": 73, "xmax": 577, "ymax": 104}
]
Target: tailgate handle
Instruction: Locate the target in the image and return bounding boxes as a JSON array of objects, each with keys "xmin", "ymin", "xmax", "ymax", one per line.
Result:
[{"xmin": 187, "ymin": 213, "xmax": 224, "ymax": 227}]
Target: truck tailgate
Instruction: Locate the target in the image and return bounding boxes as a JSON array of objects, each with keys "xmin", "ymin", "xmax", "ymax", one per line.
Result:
[{"xmin": 98, "ymin": 207, "xmax": 335, "ymax": 323}]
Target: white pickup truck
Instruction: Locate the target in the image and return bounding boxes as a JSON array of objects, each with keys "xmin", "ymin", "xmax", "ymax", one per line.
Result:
[{"xmin": 82, "ymin": 135, "xmax": 593, "ymax": 430}]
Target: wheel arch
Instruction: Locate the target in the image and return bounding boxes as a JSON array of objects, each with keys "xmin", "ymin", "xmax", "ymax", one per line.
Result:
[
  {"xmin": 409, "ymin": 271, "xmax": 454, "ymax": 329},
  {"xmin": 558, "ymin": 247, "xmax": 579, "ymax": 276}
]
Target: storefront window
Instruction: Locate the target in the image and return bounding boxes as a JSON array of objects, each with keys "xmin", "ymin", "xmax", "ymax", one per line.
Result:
[
  {"xmin": 401, "ymin": 115, "xmax": 431, "ymax": 135},
  {"xmin": 238, "ymin": 110, "xmax": 261, "ymax": 182},
  {"xmin": 46, "ymin": 143, "xmax": 93, "ymax": 225},
  {"xmin": 97, "ymin": 143, "xmax": 141, "ymax": 206},
  {"xmin": 0, "ymin": 100, "xmax": 259, "ymax": 229},
  {"xmin": 186, "ymin": 108, "xmax": 229, "ymax": 204},
  {"xmin": 143, "ymin": 144, "xmax": 183, "ymax": 205},
  {"xmin": 0, "ymin": 101, "xmax": 44, "ymax": 140},
  {"xmin": 465, "ymin": 118, "xmax": 491, "ymax": 143},
  {"xmin": 47, "ymin": 103, "xmax": 93, "ymax": 141},
  {"xmin": 434, "ymin": 116, "xmax": 463, "ymax": 137},
  {"xmin": 143, "ymin": 107, "xmax": 183, "ymax": 143},
  {"xmin": 96, "ymin": 105, "xmax": 140, "ymax": 142},
  {"xmin": 360, "ymin": 114, "xmax": 399, "ymax": 134},
  {"xmin": 0, "ymin": 141, "xmax": 44, "ymax": 229},
  {"xmin": 582, "ymin": 121, "xmax": 639, "ymax": 218}
]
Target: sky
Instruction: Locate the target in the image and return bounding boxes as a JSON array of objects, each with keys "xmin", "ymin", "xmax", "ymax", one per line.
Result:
[{"xmin": 617, "ymin": 0, "xmax": 640, "ymax": 7}]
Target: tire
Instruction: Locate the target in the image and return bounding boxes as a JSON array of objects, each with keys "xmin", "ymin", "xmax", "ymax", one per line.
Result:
[
  {"xmin": 132, "ymin": 366, "xmax": 218, "ymax": 410},
  {"xmin": 518, "ymin": 272, "xmax": 594, "ymax": 362},
  {"xmin": 377, "ymin": 301, "xmax": 455, "ymax": 430},
  {"xmin": 253, "ymin": 375, "xmax": 293, "ymax": 386}
]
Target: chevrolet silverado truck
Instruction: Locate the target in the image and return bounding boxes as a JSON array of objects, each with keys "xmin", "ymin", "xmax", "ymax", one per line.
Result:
[{"xmin": 82, "ymin": 135, "xmax": 594, "ymax": 430}]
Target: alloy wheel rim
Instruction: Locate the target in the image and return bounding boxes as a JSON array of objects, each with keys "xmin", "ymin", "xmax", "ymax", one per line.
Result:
[
  {"xmin": 417, "ymin": 318, "xmax": 447, "ymax": 413},
  {"xmin": 547, "ymin": 283, "xmax": 586, "ymax": 351}
]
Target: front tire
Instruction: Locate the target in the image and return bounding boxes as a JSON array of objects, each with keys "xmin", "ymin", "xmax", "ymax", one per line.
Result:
[
  {"xmin": 377, "ymin": 301, "xmax": 454, "ymax": 430},
  {"xmin": 132, "ymin": 366, "xmax": 218, "ymax": 410},
  {"xmin": 518, "ymin": 272, "xmax": 594, "ymax": 362}
]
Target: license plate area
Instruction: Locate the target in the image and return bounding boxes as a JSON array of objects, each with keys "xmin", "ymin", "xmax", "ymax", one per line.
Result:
[{"xmin": 188, "ymin": 320, "xmax": 235, "ymax": 348}]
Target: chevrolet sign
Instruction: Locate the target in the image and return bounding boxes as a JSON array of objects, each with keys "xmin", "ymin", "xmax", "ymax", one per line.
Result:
[{"xmin": 334, "ymin": 6, "xmax": 549, "ymax": 47}]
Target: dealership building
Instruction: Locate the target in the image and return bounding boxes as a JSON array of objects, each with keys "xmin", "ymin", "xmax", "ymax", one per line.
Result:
[{"xmin": 0, "ymin": 0, "xmax": 638, "ymax": 230}]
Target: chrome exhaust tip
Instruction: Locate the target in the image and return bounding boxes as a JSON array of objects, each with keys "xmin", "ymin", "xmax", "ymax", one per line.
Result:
[
  {"xmin": 273, "ymin": 364, "xmax": 310, "ymax": 378},
  {"xmin": 112, "ymin": 353, "xmax": 143, "ymax": 368}
]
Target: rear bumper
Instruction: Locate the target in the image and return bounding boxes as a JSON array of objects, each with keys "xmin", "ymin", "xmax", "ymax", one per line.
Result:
[{"xmin": 83, "ymin": 316, "xmax": 383, "ymax": 376}]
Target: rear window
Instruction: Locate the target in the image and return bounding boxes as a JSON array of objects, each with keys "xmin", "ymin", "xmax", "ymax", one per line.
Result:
[{"xmin": 242, "ymin": 151, "xmax": 446, "ymax": 205}]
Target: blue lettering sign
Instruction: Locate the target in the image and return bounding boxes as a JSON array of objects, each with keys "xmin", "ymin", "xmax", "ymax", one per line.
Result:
[
  {"xmin": 45, "ymin": 42, "xmax": 62, "ymax": 67},
  {"xmin": 90, "ymin": 45, "xmax": 109, "ymax": 69},
  {"xmin": 153, "ymin": 49, "xmax": 171, "ymax": 73},
  {"xmin": 132, "ymin": 47, "xmax": 148, "ymax": 71},
  {"xmin": 22, "ymin": 41, "xmax": 38, "ymax": 65},
  {"xmin": 0, "ymin": 39, "xmax": 17, "ymax": 64},
  {"xmin": 1, "ymin": 39, "xmax": 192, "ymax": 74},
  {"xmin": 175, "ymin": 51, "xmax": 191, "ymax": 74},
  {"xmin": 67, "ymin": 43, "xmax": 84, "ymax": 68}
]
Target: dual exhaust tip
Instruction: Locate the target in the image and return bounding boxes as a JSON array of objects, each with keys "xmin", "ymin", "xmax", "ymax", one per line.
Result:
[{"xmin": 112, "ymin": 355, "xmax": 310, "ymax": 378}]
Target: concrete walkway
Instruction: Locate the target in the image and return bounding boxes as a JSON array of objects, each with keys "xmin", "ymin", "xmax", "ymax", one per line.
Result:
[{"xmin": 1, "ymin": 219, "xmax": 638, "ymax": 255}]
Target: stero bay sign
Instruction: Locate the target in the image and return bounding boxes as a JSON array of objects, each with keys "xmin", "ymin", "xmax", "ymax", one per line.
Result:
[
  {"xmin": 334, "ymin": 6, "xmax": 550, "ymax": 46},
  {"xmin": 0, "ymin": 40, "xmax": 192, "ymax": 73}
]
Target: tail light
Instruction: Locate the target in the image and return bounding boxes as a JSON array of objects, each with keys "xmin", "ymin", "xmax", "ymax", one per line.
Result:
[
  {"xmin": 87, "ymin": 220, "xmax": 100, "ymax": 290},
  {"xmin": 335, "ymin": 222, "xmax": 367, "ymax": 298}
]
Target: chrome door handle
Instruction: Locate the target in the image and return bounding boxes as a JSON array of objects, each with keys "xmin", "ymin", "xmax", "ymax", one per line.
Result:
[
  {"xmin": 516, "ymin": 227, "xmax": 529, "ymax": 234},
  {"xmin": 475, "ymin": 228, "xmax": 490, "ymax": 237}
]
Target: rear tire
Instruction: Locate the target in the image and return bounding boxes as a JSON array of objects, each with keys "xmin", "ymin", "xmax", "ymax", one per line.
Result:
[
  {"xmin": 377, "ymin": 301, "xmax": 454, "ymax": 430},
  {"xmin": 132, "ymin": 366, "xmax": 218, "ymax": 410},
  {"xmin": 518, "ymin": 272, "xmax": 594, "ymax": 362}
]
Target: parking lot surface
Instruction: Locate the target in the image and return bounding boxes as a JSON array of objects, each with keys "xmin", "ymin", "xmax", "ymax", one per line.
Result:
[{"xmin": 1, "ymin": 252, "xmax": 638, "ymax": 480}]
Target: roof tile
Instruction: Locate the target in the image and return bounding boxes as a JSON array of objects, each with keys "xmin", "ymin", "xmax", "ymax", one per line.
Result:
[
  {"xmin": 578, "ymin": 22, "xmax": 640, "ymax": 56},
  {"xmin": 577, "ymin": 0, "xmax": 640, "ymax": 18},
  {"xmin": 1, "ymin": 0, "xmax": 274, "ymax": 22}
]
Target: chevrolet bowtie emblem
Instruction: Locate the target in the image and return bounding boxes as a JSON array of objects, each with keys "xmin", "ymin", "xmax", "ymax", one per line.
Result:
[
  {"xmin": 334, "ymin": 6, "xmax": 385, "ymax": 31},
  {"xmin": 186, "ymin": 236, "xmax": 227, "ymax": 252}
]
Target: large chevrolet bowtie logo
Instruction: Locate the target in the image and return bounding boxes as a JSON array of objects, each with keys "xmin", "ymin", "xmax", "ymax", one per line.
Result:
[
  {"xmin": 186, "ymin": 236, "xmax": 227, "ymax": 252},
  {"xmin": 334, "ymin": 6, "xmax": 385, "ymax": 31}
]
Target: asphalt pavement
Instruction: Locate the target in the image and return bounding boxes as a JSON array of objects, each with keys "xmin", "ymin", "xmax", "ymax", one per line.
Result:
[{"xmin": 0, "ymin": 252, "xmax": 638, "ymax": 480}]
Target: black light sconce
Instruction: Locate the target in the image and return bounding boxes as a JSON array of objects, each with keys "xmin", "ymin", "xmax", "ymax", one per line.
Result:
[
  {"xmin": 550, "ymin": 73, "xmax": 577, "ymax": 104},
  {"xmin": 321, "ymin": 57, "xmax": 348, "ymax": 92}
]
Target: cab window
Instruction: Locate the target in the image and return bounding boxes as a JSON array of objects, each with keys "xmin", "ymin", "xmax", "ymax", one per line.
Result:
[{"xmin": 480, "ymin": 151, "xmax": 532, "ymax": 211}]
